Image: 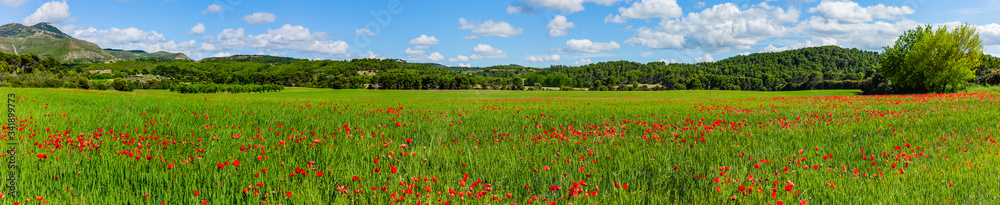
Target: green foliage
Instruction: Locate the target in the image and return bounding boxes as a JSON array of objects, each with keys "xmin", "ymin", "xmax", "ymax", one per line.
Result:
[
  {"xmin": 170, "ymin": 83, "xmax": 284, "ymax": 94},
  {"xmin": 77, "ymin": 78, "xmax": 90, "ymax": 89},
  {"xmin": 879, "ymin": 24, "xmax": 982, "ymax": 93},
  {"xmin": 112, "ymin": 78, "xmax": 132, "ymax": 91}
]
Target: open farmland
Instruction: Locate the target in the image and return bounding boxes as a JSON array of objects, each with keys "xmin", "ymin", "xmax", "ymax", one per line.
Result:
[{"xmin": 2, "ymin": 88, "xmax": 1000, "ymax": 204}]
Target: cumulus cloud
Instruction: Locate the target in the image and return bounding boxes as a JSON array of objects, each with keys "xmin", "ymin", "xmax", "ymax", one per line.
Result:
[
  {"xmin": 409, "ymin": 34, "xmax": 440, "ymax": 45},
  {"xmin": 203, "ymin": 4, "xmax": 223, "ymax": 14},
  {"xmin": 658, "ymin": 59, "xmax": 677, "ymax": 64},
  {"xmin": 409, "ymin": 52, "xmax": 444, "ymax": 62},
  {"xmin": 189, "ymin": 23, "xmax": 206, "ymax": 35},
  {"xmin": 203, "ymin": 24, "xmax": 349, "ymax": 56},
  {"xmin": 459, "ymin": 18, "xmax": 523, "ymax": 39},
  {"xmin": 22, "ymin": 1, "xmax": 71, "ymax": 25},
  {"xmin": 404, "ymin": 47, "xmax": 425, "ymax": 55},
  {"xmin": 470, "ymin": 44, "xmax": 507, "ymax": 60},
  {"xmin": 507, "ymin": 5, "xmax": 524, "ymax": 14},
  {"xmin": 761, "ymin": 40, "xmax": 830, "ymax": 53},
  {"xmin": 354, "ymin": 28, "xmax": 374, "ymax": 36},
  {"xmin": 243, "ymin": 12, "xmax": 276, "ymax": 24},
  {"xmin": 977, "ymin": 23, "xmax": 1000, "ymax": 45},
  {"xmin": 644, "ymin": 2, "xmax": 797, "ymax": 53},
  {"xmin": 352, "ymin": 51, "xmax": 384, "ymax": 59},
  {"xmin": 794, "ymin": 16, "xmax": 920, "ymax": 50},
  {"xmin": 524, "ymin": 0, "xmax": 623, "ymax": 13},
  {"xmin": 0, "ymin": 0, "xmax": 26, "ymax": 7},
  {"xmin": 525, "ymin": 54, "xmax": 561, "ymax": 63},
  {"xmin": 70, "ymin": 27, "xmax": 201, "ymax": 55},
  {"xmin": 212, "ymin": 52, "xmax": 233, "ymax": 58},
  {"xmin": 458, "ymin": 63, "xmax": 472, "ymax": 67},
  {"xmin": 561, "ymin": 39, "xmax": 620, "ymax": 53},
  {"xmin": 573, "ymin": 58, "xmax": 593, "ymax": 66},
  {"xmin": 449, "ymin": 55, "xmax": 470, "ymax": 62},
  {"xmin": 694, "ymin": 54, "xmax": 714, "ymax": 63},
  {"xmin": 606, "ymin": 0, "xmax": 683, "ymax": 23},
  {"xmin": 625, "ymin": 27, "xmax": 684, "ymax": 49},
  {"xmin": 808, "ymin": 0, "xmax": 913, "ymax": 23},
  {"xmin": 546, "ymin": 15, "xmax": 575, "ymax": 37}
]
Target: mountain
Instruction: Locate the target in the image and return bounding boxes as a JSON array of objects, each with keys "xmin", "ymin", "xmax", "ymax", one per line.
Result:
[
  {"xmin": 0, "ymin": 22, "xmax": 72, "ymax": 39},
  {"xmin": 0, "ymin": 22, "xmax": 189, "ymax": 63}
]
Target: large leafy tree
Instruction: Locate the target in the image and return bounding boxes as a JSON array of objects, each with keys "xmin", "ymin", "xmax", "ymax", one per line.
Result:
[{"xmin": 880, "ymin": 24, "xmax": 983, "ymax": 93}]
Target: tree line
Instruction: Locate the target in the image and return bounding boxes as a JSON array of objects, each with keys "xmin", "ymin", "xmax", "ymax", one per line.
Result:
[{"xmin": 170, "ymin": 83, "xmax": 284, "ymax": 94}]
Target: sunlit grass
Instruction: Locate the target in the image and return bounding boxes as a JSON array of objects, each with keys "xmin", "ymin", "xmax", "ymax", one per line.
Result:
[{"xmin": 2, "ymin": 88, "xmax": 998, "ymax": 204}]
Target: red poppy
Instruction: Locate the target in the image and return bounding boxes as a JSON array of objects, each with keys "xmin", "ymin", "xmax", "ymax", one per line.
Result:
[{"xmin": 217, "ymin": 163, "xmax": 225, "ymax": 169}]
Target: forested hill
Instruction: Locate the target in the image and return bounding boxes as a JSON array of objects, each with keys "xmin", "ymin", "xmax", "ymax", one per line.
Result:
[
  {"xmin": 16, "ymin": 45, "xmax": 998, "ymax": 91},
  {"xmin": 477, "ymin": 46, "xmax": 881, "ymax": 91}
]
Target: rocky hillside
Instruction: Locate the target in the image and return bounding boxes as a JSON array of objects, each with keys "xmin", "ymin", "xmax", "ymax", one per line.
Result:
[{"xmin": 0, "ymin": 22, "xmax": 189, "ymax": 63}]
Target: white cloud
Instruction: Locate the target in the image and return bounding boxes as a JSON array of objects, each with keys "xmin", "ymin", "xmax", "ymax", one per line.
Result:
[
  {"xmin": 189, "ymin": 23, "xmax": 206, "ymax": 35},
  {"xmin": 507, "ymin": 5, "xmax": 523, "ymax": 14},
  {"xmin": 470, "ymin": 44, "xmax": 507, "ymax": 60},
  {"xmin": 604, "ymin": 14, "xmax": 628, "ymax": 24},
  {"xmin": 695, "ymin": 54, "xmax": 714, "ymax": 63},
  {"xmin": 761, "ymin": 40, "xmax": 829, "ymax": 53},
  {"xmin": 70, "ymin": 27, "xmax": 202, "ymax": 56},
  {"xmin": 409, "ymin": 34, "xmax": 440, "ymax": 45},
  {"xmin": 354, "ymin": 28, "xmax": 374, "ymax": 36},
  {"xmin": 573, "ymin": 58, "xmax": 593, "ymax": 65},
  {"xmin": 22, "ymin": 1, "xmax": 71, "ymax": 25},
  {"xmin": 404, "ymin": 47, "xmax": 425, "ymax": 55},
  {"xmin": 458, "ymin": 63, "xmax": 472, "ymax": 67},
  {"xmin": 203, "ymin": 24, "xmax": 349, "ymax": 56},
  {"xmin": 409, "ymin": 52, "xmax": 444, "ymax": 62},
  {"xmin": 546, "ymin": 15, "xmax": 575, "ymax": 37},
  {"xmin": 808, "ymin": 0, "xmax": 913, "ymax": 24},
  {"xmin": 352, "ymin": 51, "xmax": 384, "ymax": 59},
  {"xmin": 243, "ymin": 12, "xmax": 276, "ymax": 25},
  {"xmin": 203, "ymin": 4, "xmax": 223, "ymax": 14},
  {"xmin": 212, "ymin": 52, "xmax": 233, "ymax": 58},
  {"xmin": 525, "ymin": 54, "xmax": 561, "ymax": 62},
  {"xmin": 650, "ymin": 2, "xmax": 796, "ymax": 53},
  {"xmin": 524, "ymin": 0, "xmax": 623, "ymax": 13},
  {"xmin": 658, "ymin": 59, "xmax": 676, "ymax": 64},
  {"xmin": 449, "ymin": 55, "xmax": 470, "ymax": 62},
  {"xmin": 561, "ymin": 39, "xmax": 620, "ymax": 53},
  {"xmin": 978, "ymin": 23, "xmax": 1000, "ymax": 45},
  {"xmin": 737, "ymin": 52, "xmax": 751, "ymax": 56},
  {"xmin": 606, "ymin": 0, "xmax": 683, "ymax": 23},
  {"xmin": 0, "ymin": 0, "xmax": 26, "ymax": 7},
  {"xmin": 794, "ymin": 16, "xmax": 920, "ymax": 49},
  {"xmin": 625, "ymin": 27, "xmax": 684, "ymax": 49},
  {"xmin": 459, "ymin": 18, "xmax": 523, "ymax": 38}
]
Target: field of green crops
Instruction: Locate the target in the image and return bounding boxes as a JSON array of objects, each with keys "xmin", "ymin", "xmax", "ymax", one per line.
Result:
[{"xmin": 2, "ymin": 87, "xmax": 999, "ymax": 204}]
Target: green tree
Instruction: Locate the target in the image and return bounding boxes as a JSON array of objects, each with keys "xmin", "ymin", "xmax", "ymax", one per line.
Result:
[
  {"xmin": 880, "ymin": 24, "xmax": 982, "ymax": 93},
  {"xmin": 113, "ymin": 78, "xmax": 133, "ymax": 91}
]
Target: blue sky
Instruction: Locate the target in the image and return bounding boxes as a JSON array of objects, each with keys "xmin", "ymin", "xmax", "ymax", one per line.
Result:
[{"xmin": 1, "ymin": 0, "xmax": 998, "ymax": 67}]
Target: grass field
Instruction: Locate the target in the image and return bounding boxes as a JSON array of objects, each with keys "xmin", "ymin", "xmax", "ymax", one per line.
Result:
[{"xmin": 2, "ymin": 88, "xmax": 999, "ymax": 204}]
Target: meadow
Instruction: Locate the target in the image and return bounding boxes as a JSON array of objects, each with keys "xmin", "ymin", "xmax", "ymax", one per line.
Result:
[{"xmin": 2, "ymin": 87, "xmax": 999, "ymax": 204}]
